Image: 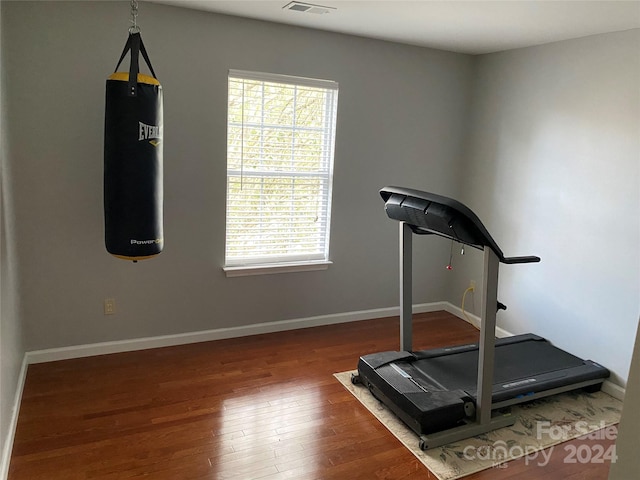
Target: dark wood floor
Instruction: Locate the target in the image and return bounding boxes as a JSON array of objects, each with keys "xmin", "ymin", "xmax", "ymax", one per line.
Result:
[{"xmin": 9, "ymin": 311, "xmax": 614, "ymax": 479}]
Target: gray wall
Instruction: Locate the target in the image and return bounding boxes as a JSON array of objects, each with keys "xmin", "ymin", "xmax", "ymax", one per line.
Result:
[
  {"xmin": 2, "ymin": 1, "xmax": 473, "ymax": 351},
  {"xmin": 0, "ymin": 1, "xmax": 25, "ymax": 471},
  {"xmin": 450, "ymin": 30, "xmax": 640, "ymax": 385}
]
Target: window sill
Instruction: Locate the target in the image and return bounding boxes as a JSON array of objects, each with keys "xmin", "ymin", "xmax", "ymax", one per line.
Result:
[{"xmin": 223, "ymin": 260, "xmax": 332, "ymax": 278}]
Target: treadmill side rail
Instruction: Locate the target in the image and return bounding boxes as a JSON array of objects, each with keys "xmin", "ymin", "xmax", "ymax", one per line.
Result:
[{"xmin": 357, "ymin": 355, "xmax": 472, "ymax": 435}]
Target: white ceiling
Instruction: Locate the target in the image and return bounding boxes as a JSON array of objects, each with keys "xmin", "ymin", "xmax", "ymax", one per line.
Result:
[{"xmin": 148, "ymin": 0, "xmax": 640, "ymax": 54}]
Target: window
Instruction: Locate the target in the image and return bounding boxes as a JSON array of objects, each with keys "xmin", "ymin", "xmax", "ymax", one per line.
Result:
[{"xmin": 224, "ymin": 70, "xmax": 339, "ymax": 275}]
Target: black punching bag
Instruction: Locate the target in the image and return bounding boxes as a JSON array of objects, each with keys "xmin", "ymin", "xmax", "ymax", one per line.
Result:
[{"xmin": 104, "ymin": 32, "xmax": 163, "ymax": 261}]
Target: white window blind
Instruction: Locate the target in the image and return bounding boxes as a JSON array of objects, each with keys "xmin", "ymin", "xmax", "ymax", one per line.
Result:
[{"xmin": 225, "ymin": 70, "xmax": 339, "ymax": 268}]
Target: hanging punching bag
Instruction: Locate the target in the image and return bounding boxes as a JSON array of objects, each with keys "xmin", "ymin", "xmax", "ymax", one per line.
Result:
[{"xmin": 104, "ymin": 32, "xmax": 163, "ymax": 261}]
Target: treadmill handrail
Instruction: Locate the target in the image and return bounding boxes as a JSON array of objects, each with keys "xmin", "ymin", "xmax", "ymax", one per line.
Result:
[{"xmin": 380, "ymin": 186, "xmax": 540, "ymax": 265}]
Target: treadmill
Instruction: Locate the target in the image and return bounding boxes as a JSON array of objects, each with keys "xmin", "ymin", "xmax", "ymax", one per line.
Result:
[{"xmin": 353, "ymin": 186, "xmax": 609, "ymax": 450}]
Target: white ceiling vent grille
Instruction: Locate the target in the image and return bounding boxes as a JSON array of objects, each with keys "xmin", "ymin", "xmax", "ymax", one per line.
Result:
[{"xmin": 283, "ymin": 2, "xmax": 335, "ymax": 15}]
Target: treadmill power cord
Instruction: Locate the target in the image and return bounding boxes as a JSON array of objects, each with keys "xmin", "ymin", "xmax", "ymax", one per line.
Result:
[
  {"xmin": 461, "ymin": 285, "xmax": 475, "ymax": 324},
  {"xmin": 461, "ymin": 284, "xmax": 508, "ymax": 325}
]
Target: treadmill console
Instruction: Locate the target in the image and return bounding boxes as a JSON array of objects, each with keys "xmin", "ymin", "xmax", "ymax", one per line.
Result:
[{"xmin": 380, "ymin": 187, "xmax": 540, "ymax": 265}]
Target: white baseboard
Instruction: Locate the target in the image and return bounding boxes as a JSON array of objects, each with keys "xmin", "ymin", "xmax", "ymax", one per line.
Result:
[
  {"xmin": 25, "ymin": 301, "xmax": 625, "ymax": 402},
  {"xmin": 601, "ymin": 380, "xmax": 625, "ymax": 402},
  {"xmin": 1, "ymin": 356, "xmax": 28, "ymax": 480},
  {"xmin": 26, "ymin": 302, "xmax": 448, "ymax": 364}
]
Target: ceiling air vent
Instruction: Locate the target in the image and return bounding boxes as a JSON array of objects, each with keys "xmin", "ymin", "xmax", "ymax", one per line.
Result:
[{"xmin": 283, "ymin": 2, "xmax": 336, "ymax": 15}]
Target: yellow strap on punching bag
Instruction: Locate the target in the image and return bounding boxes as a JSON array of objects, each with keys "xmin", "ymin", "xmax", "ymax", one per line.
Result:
[{"xmin": 108, "ymin": 72, "xmax": 160, "ymax": 86}]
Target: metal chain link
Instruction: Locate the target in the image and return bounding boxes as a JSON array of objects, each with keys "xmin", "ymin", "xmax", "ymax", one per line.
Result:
[{"xmin": 129, "ymin": 0, "xmax": 140, "ymax": 34}]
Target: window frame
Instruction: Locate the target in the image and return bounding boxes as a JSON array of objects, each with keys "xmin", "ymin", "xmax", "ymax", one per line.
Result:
[{"xmin": 223, "ymin": 70, "xmax": 339, "ymax": 276}]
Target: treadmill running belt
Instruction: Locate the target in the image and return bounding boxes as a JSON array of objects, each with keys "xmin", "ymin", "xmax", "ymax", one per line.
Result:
[{"xmin": 412, "ymin": 340, "xmax": 585, "ymax": 392}]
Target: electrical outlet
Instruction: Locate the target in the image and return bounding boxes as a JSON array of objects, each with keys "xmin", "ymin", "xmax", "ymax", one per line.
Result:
[
  {"xmin": 104, "ymin": 298, "xmax": 116, "ymax": 315},
  {"xmin": 469, "ymin": 280, "xmax": 476, "ymax": 292}
]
